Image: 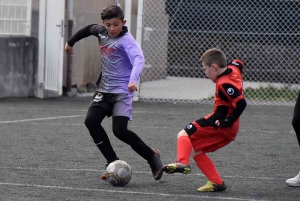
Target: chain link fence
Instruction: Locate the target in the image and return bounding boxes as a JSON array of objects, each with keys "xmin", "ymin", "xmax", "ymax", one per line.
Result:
[{"xmin": 138, "ymin": 0, "xmax": 300, "ymax": 106}]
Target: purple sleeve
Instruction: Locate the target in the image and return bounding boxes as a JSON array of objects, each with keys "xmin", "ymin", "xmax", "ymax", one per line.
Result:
[{"xmin": 122, "ymin": 36, "xmax": 145, "ymax": 83}]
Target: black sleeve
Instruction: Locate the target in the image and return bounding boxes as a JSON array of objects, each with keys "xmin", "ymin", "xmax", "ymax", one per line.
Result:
[
  {"xmin": 204, "ymin": 105, "xmax": 228, "ymax": 124},
  {"xmin": 218, "ymin": 98, "xmax": 247, "ymax": 127},
  {"xmin": 67, "ymin": 24, "xmax": 106, "ymax": 47},
  {"xmin": 198, "ymin": 105, "xmax": 228, "ymax": 129}
]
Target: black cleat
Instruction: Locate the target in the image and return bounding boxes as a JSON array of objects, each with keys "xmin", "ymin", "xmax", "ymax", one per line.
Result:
[{"xmin": 148, "ymin": 148, "xmax": 163, "ymax": 180}]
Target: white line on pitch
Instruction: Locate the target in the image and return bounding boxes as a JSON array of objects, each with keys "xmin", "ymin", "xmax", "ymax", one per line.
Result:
[
  {"xmin": 0, "ymin": 107, "xmax": 291, "ymax": 119},
  {"xmin": 0, "ymin": 166, "xmax": 284, "ymax": 180},
  {"xmin": 24, "ymin": 122, "xmax": 177, "ymax": 129},
  {"xmin": 1, "ymin": 120, "xmax": 289, "ymax": 134},
  {"xmin": 0, "ymin": 182, "xmax": 265, "ymax": 201},
  {"xmin": 0, "ymin": 115, "xmax": 85, "ymax": 124},
  {"xmin": 0, "ymin": 107, "xmax": 87, "ymax": 112}
]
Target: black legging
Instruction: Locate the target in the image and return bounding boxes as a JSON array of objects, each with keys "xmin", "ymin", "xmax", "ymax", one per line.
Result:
[
  {"xmin": 292, "ymin": 91, "xmax": 300, "ymax": 147},
  {"xmin": 84, "ymin": 106, "xmax": 118, "ymax": 164},
  {"xmin": 84, "ymin": 106, "xmax": 154, "ymax": 163}
]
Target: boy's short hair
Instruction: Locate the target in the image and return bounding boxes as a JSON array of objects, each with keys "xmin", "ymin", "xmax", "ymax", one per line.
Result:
[
  {"xmin": 200, "ymin": 48, "xmax": 227, "ymax": 68},
  {"xmin": 101, "ymin": 4, "xmax": 124, "ymax": 21}
]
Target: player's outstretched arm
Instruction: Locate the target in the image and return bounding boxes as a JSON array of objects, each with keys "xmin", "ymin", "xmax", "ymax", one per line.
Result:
[{"xmin": 66, "ymin": 24, "xmax": 106, "ymax": 53}]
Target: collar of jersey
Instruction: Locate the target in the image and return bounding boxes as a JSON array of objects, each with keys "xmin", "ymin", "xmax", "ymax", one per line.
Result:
[
  {"xmin": 117, "ymin": 26, "xmax": 128, "ymax": 37},
  {"xmin": 218, "ymin": 67, "xmax": 232, "ymax": 78}
]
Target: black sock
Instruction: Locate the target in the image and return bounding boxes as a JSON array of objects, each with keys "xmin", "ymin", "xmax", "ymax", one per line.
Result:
[{"xmin": 113, "ymin": 116, "xmax": 155, "ymax": 161}]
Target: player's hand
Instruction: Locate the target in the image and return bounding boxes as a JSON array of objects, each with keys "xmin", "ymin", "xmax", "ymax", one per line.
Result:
[
  {"xmin": 65, "ymin": 43, "xmax": 73, "ymax": 55},
  {"xmin": 216, "ymin": 119, "xmax": 231, "ymax": 127},
  {"xmin": 128, "ymin": 83, "xmax": 138, "ymax": 92}
]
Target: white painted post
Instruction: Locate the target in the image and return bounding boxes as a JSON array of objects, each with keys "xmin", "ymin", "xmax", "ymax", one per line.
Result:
[
  {"xmin": 124, "ymin": 0, "xmax": 132, "ymax": 33},
  {"xmin": 26, "ymin": 0, "xmax": 32, "ymax": 36},
  {"xmin": 133, "ymin": 0, "xmax": 143, "ymax": 101},
  {"xmin": 37, "ymin": 0, "xmax": 47, "ymax": 98}
]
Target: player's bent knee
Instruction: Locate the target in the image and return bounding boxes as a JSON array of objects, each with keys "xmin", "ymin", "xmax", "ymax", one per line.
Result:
[
  {"xmin": 177, "ymin": 130, "xmax": 188, "ymax": 138},
  {"xmin": 191, "ymin": 150, "xmax": 204, "ymax": 158},
  {"xmin": 112, "ymin": 126, "xmax": 127, "ymax": 140},
  {"xmin": 84, "ymin": 116, "xmax": 94, "ymax": 129},
  {"xmin": 292, "ymin": 118, "xmax": 300, "ymax": 128}
]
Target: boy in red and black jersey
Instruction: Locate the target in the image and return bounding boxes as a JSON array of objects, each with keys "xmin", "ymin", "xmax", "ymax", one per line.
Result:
[{"xmin": 157, "ymin": 48, "xmax": 247, "ymax": 192}]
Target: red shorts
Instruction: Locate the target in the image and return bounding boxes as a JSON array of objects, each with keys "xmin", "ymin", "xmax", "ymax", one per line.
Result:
[{"xmin": 187, "ymin": 120, "xmax": 239, "ymax": 153}]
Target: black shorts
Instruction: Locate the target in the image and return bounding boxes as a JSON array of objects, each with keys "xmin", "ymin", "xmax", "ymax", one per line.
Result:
[{"xmin": 89, "ymin": 92, "xmax": 133, "ymax": 119}]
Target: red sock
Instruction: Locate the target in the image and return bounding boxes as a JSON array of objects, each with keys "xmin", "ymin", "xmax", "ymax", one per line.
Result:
[
  {"xmin": 177, "ymin": 136, "xmax": 192, "ymax": 165},
  {"xmin": 193, "ymin": 153, "xmax": 223, "ymax": 185}
]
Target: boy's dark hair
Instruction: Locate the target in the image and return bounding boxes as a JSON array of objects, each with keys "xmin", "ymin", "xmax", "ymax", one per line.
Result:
[
  {"xmin": 101, "ymin": 4, "xmax": 124, "ymax": 21},
  {"xmin": 200, "ymin": 48, "xmax": 227, "ymax": 68}
]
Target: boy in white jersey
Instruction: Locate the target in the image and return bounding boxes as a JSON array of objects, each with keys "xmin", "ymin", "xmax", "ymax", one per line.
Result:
[{"xmin": 65, "ymin": 4, "xmax": 163, "ymax": 181}]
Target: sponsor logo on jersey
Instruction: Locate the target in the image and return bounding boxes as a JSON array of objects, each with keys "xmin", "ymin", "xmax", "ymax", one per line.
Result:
[
  {"xmin": 227, "ymin": 88, "xmax": 234, "ymax": 95},
  {"xmin": 187, "ymin": 124, "xmax": 193, "ymax": 129}
]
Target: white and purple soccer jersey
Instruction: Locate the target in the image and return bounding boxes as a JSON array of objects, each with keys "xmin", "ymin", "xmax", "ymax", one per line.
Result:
[{"xmin": 67, "ymin": 24, "xmax": 144, "ymax": 96}]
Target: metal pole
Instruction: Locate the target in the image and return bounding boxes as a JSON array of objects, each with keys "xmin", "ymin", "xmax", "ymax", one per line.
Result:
[{"xmin": 66, "ymin": 0, "xmax": 73, "ymax": 96}]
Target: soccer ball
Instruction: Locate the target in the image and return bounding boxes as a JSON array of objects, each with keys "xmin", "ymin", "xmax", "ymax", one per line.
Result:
[{"xmin": 106, "ymin": 160, "xmax": 132, "ymax": 187}]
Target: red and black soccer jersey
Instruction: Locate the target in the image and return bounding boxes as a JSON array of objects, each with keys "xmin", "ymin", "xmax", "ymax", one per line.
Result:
[{"xmin": 196, "ymin": 59, "xmax": 247, "ymax": 140}]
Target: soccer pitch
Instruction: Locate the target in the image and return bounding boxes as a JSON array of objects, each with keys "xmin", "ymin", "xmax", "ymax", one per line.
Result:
[{"xmin": 0, "ymin": 97, "xmax": 300, "ymax": 201}]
